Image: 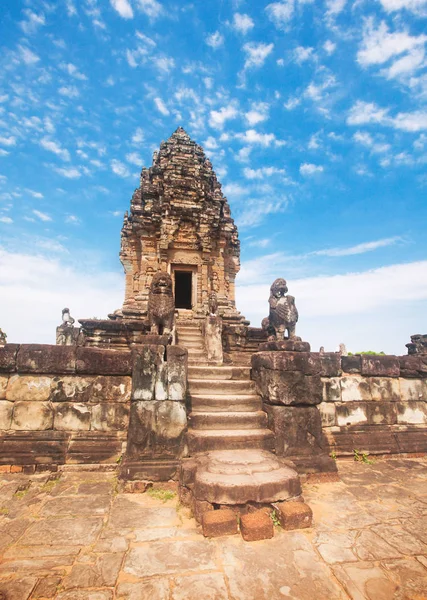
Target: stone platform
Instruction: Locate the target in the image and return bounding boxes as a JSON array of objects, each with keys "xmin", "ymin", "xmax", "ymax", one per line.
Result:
[
  {"xmin": 179, "ymin": 449, "xmax": 302, "ymax": 515},
  {"xmin": 1, "ymin": 457, "xmax": 427, "ymax": 599}
]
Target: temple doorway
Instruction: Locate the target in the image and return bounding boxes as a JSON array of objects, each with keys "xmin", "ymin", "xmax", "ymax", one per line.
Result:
[{"xmin": 174, "ymin": 271, "xmax": 192, "ymax": 309}]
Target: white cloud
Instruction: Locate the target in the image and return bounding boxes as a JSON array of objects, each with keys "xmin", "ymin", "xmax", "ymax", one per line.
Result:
[
  {"xmin": 39, "ymin": 137, "xmax": 70, "ymax": 162},
  {"xmin": 25, "ymin": 189, "xmax": 44, "ymax": 199},
  {"xmin": 136, "ymin": 0, "xmax": 163, "ymax": 19},
  {"xmin": 357, "ymin": 19, "xmax": 427, "ymax": 68},
  {"xmin": 237, "ymin": 198, "xmax": 288, "ymax": 228},
  {"xmin": 0, "ymin": 136, "xmax": 17, "ymax": 147},
  {"xmin": 243, "ymin": 166, "xmax": 285, "ymax": 179},
  {"xmin": 236, "ymin": 129, "xmax": 283, "ymax": 147},
  {"xmin": 347, "ymin": 101, "xmax": 390, "ymax": 126},
  {"xmin": 18, "ymin": 45, "xmax": 40, "ymax": 65},
  {"xmin": 60, "ymin": 63, "xmax": 88, "ymax": 81},
  {"xmin": 284, "ymin": 96, "xmax": 301, "ymax": 110},
  {"xmin": 65, "ymin": 214, "xmax": 81, "ymax": 224},
  {"xmin": 382, "ymin": 47, "xmax": 425, "ymax": 80},
  {"xmin": 203, "ymin": 136, "xmax": 219, "ymax": 150},
  {"xmin": 53, "ymin": 166, "xmax": 81, "ymax": 179},
  {"xmin": 110, "ymin": 0, "xmax": 134, "ymax": 18},
  {"xmin": 245, "ymin": 102, "xmax": 270, "ymax": 125},
  {"xmin": 294, "ymin": 46, "xmax": 314, "ymax": 63},
  {"xmin": 152, "ymin": 56, "xmax": 175, "ymax": 73},
  {"xmin": 378, "ymin": 0, "xmax": 427, "ymax": 14},
  {"xmin": 33, "ymin": 209, "xmax": 52, "ymax": 222},
  {"xmin": 38, "ymin": 135, "xmax": 60, "ymax": 159},
  {"xmin": 265, "ymin": 1, "xmax": 295, "ymax": 28},
  {"xmin": 111, "ymin": 159, "xmax": 131, "ymax": 177},
  {"xmin": 312, "ymin": 237, "xmax": 402, "ymax": 257},
  {"xmin": 65, "ymin": 1, "xmax": 77, "ymax": 16},
  {"xmin": 243, "ymin": 42, "xmax": 274, "ymax": 69},
  {"xmin": 353, "ymin": 131, "xmax": 390, "ymax": 153},
  {"xmin": 300, "ymin": 162, "xmax": 324, "ymax": 175},
  {"xmin": 206, "ymin": 31, "xmax": 224, "ymax": 49},
  {"xmin": 154, "ymin": 97, "xmax": 169, "ymax": 116},
  {"xmin": 232, "ymin": 13, "xmax": 254, "ymax": 35},
  {"xmin": 0, "ymin": 249, "xmax": 123, "ymax": 344},
  {"xmin": 126, "ymin": 152, "xmax": 142, "ymax": 166},
  {"xmin": 325, "ymin": 0, "xmax": 346, "ymax": 18},
  {"xmin": 58, "ymin": 86, "xmax": 80, "ymax": 98},
  {"xmin": 0, "ymin": 150, "xmax": 10, "ymax": 156},
  {"xmin": 324, "ymin": 40, "xmax": 336, "ymax": 55},
  {"xmin": 131, "ymin": 127, "xmax": 144, "ymax": 144},
  {"xmin": 19, "ymin": 9, "xmax": 46, "ymax": 34},
  {"xmin": 0, "ymin": 216, "xmax": 13, "ymax": 224},
  {"xmin": 209, "ymin": 103, "xmax": 238, "ymax": 128}
]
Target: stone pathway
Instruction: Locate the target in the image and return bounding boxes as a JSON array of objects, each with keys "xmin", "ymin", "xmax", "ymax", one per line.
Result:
[{"xmin": 0, "ymin": 458, "xmax": 427, "ymax": 599}]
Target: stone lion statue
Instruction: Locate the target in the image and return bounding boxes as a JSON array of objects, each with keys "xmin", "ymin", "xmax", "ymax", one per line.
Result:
[
  {"xmin": 0, "ymin": 328, "xmax": 6, "ymax": 346},
  {"xmin": 265, "ymin": 278, "xmax": 299, "ymax": 340},
  {"xmin": 148, "ymin": 271, "xmax": 175, "ymax": 336}
]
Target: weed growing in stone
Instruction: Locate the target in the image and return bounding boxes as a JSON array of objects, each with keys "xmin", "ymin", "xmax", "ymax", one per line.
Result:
[
  {"xmin": 270, "ymin": 510, "xmax": 281, "ymax": 528},
  {"xmin": 353, "ymin": 449, "xmax": 374, "ymax": 464},
  {"xmin": 41, "ymin": 477, "xmax": 61, "ymax": 493},
  {"xmin": 330, "ymin": 451, "xmax": 337, "ymax": 460},
  {"xmin": 147, "ymin": 488, "xmax": 177, "ymax": 502},
  {"xmin": 0, "ymin": 507, "xmax": 9, "ymax": 515}
]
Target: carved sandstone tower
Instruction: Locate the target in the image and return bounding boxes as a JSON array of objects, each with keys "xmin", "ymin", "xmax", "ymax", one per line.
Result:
[{"xmin": 119, "ymin": 127, "xmax": 242, "ymax": 322}]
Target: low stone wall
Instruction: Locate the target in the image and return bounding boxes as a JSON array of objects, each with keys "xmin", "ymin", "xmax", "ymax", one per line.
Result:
[
  {"xmin": 0, "ymin": 343, "xmax": 188, "ymax": 476},
  {"xmin": 252, "ymin": 350, "xmax": 427, "ymax": 472}
]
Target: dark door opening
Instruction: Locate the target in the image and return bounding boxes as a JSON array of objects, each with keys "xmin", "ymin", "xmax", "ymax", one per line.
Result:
[{"xmin": 175, "ymin": 271, "xmax": 192, "ymax": 309}]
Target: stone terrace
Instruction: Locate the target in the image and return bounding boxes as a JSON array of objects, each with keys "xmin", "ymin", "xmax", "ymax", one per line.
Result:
[{"xmin": 0, "ymin": 458, "xmax": 427, "ymax": 599}]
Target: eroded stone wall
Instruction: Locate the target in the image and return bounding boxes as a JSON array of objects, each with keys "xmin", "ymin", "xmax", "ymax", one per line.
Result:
[
  {"xmin": 252, "ymin": 351, "xmax": 427, "ymax": 472},
  {"xmin": 0, "ymin": 344, "xmax": 188, "ymax": 476}
]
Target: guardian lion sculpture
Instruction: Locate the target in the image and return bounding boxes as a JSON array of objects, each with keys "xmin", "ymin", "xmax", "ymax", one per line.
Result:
[
  {"xmin": 265, "ymin": 278, "xmax": 299, "ymax": 340},
  {"xmin": 148, "ymin": 271, "xmax": 175, "ymax": 336}
]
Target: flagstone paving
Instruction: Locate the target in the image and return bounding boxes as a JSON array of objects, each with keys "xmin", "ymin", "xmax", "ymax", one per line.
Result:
[{"xmin": 0, "ymin": 458, "xmax": 427, "ymax": 599}]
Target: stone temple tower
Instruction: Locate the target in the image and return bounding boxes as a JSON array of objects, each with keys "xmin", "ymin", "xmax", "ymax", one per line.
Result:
[{"xmin": 119, "ymin": 127, "xmax": 241, "ymax": 322}]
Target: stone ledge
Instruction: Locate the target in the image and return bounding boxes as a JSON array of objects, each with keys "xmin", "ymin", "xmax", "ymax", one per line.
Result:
[
  {"xmin": 0, "ymin": 344, "xmax": 20, "ymax": 373},
  {"xmin": 76, "ymin": 347, "xmax": 132, "ymax": 375},
  {"xmin": 17, "ymin": 345, "xmax": 76, "ymax": 374}
]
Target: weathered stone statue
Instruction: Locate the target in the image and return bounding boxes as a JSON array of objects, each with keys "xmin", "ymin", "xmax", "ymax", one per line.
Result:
[
  {"xmin": 0, "ymin": 328, "xmax": 6, "ymax": 347},
  {"xmin": 147, "ymin": 271, "xmax": 175, "ymax": 336},
  {"xmin": 265, "ymin": 278, "xmax": 299, "ymax": 340},
  {"xmin": 208, "ymin": 291, "xmax": 218, "ymax": 316},
  {"xmin": 406, "ymin": 334, "xmax": 427, "ymax": 355},
  {"xmin": 338, "ymin": 343, "xmax": 348, "ymax": 356},
  {"xmin": 56, "ymin": 308, "xmax": 80, "ymax": 345}
]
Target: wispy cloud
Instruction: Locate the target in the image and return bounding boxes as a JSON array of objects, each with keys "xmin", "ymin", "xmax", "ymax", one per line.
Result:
[
  {"xmin": 243, "ymin": 42, "xmax": 274, "ymax": 69},
  {"xmin": 110, "ymin": 0, "xmax": 134, "ymax": 19},
  {"xmin": 311, "ymin": 236, "xmax": 403, "ymax": 257},
  {"xmin": 33, "ymin": 209, "xmax": 52, "ymax": 222}
]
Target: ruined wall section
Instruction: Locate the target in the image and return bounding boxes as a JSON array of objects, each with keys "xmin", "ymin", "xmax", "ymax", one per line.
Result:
[
  {"xmin": 0, "ymin": 344, "xmax": 188, "ymax": 476},
  {"xmin": 252, "ymin": 350, "xmax": 427, "ymax": 472}
]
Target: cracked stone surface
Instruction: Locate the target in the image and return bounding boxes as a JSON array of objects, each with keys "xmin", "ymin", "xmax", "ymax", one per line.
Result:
[{"xmin": 0, "ymin": 458, "xmax": 427, "ymax": 599}]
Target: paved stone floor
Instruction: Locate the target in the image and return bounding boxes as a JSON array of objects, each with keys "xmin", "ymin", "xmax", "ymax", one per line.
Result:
[{"xmin": 0, "ymin": 458, "xmax": 427, "ymax": 599}]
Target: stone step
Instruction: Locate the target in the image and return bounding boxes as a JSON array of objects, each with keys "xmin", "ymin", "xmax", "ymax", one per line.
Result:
[
  {"xmin": 184, "ymin": 343, "xmax": 205, "ymax": 351},
  {"xmin": 186, "ymin": 429, "xmax": 275, "ymax": 453},
  {"xmin": 188, "ymin": 365, "xmax": 251, "ymax": 380},
  {"xmin": 189, "ymin": 411, "xmax": 268, "ymax": 430},
  {"xmin": 186, "ymin": 449, "xmax": 302, "ymax": 505},
  {"xmin": 188, "ymin": 379, "xmax": 256, "ymax": 395},
  {"xmin": 189, "ymin": 394, "xmax": 262, "ymax": 412}
]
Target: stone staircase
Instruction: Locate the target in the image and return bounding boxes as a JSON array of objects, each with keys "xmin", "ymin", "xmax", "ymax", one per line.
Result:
[{"xmin": 176, "ymin": 321, "xmax": 275, "ymax": 454}]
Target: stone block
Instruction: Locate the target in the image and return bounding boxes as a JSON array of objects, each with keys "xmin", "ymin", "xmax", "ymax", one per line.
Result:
[
  {"xmin": 126, "ymin": 400, "xmax": 187, "ymax": 459},
  {"xmin": 91, "ymin": 375, "xmax": 132, "ymax": 402},
  {"xmin": 360, "ymin": 355, "xmax": 400, "ymax": 377},
  {"xmin": 91, "ymin": 403, "xmax": 130, "ymax": 431},
  {"xmin": 50, "ymin": 375, "xmax": 94, "ymax": 403},
  {"xmin": 76, "ymin": 347, "xmax": 132, "ymax": 375},
  {"xmin": 0, "ymin": 374, "xmax": 8, "ymax": 399},
  {"xmin": 155, "ymin": 359, "xmax": 168, "ymax": 401},
  {"xmin": 67, "ymin": 432, "xmax": 123, "ymax": 463},
  {"xmin": 0, "ymin": 430, "xmax": 68, "ymax": 465},
  {"xmin": 132, "ymin": 345, "xmax": 165, "ymax": 401},
  {"xmin": 399, "ymin": 355, "xmax": 424, "ymax": 378},
  {"xmin": 0, "ymin": 400, "xmax": 13, "ymax": 429},
  {"xmin": 369, "ymin": 377, "xmax": 400, "ymax": 401},
  {"xmin": 336, "ymin": 402, "xmax": 368, "ymax": 427},
  {"xmin": 192, "ymin": 498, "xmax": 214, "ymax": 523},
  {"xmin": 202, "ymin": 509, "xmax": 238, "ymax": 537},
  {"xmin": 240, "ymin": 510, "xmax": 274, "ymax": 541},
  {"xmin": 341, "ymin": 355, "xmax": 361, "ymax": 374},
  {"xmin": 276, "ymin": 501, "xmax": 312, "ymax": 530},
  {"xmin": 340, "ymin": 376, "xmax": 372, "ymax": 402},
  {"xmin": 12, "ymin": 401, "xmax": 53, "ymax": 430},
  {"xmin": 366, "ymin": 402, "xmax": 397, "ymax": 425},
  {"xmin": 53, "ymin": 403, "xmax": 91, "ymax": 430},
  {"xmin": 396, "ymin": 401, "xmax": 427, "ymax": 424},
  {"xmin": 0, "ymin": 344, "xmax": 19, "ymax": 372},
  {"xmin": 318, "ymin": 402, "xmax": 336, "ymax": 427},
  {"xmin": 258, "ymin": 340, "xmax": 311, "ymax": 352},
  {"xmin": 6, "ymin": 375, "xmax": 53, "ymax": 402},
  {"xmin": 321, "ymin": 377, "xmax": 341, "ymax": 402},
  {"xmin": 257, "ymin": 369, "xmax": 322, "ymax": 406},
  {"xmin": 399, "ymin": 378, "xmax": 427, "ymax": 401},
  {"xmin": 265, "ymin": 405, "xmax": 327, "ymax": 457},
  {"xmin": 17, "ymin": 344, "xmax": 76, "ymax": 374},
  {"xmin": 166, "ymin": 345, "xmax": 188, "ymax": 401}
]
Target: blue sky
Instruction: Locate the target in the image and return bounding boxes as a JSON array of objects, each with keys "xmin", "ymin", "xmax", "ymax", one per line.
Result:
[{"xmin": 0, "ymin": 0, "xmax": 426, "ymax": 353}]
